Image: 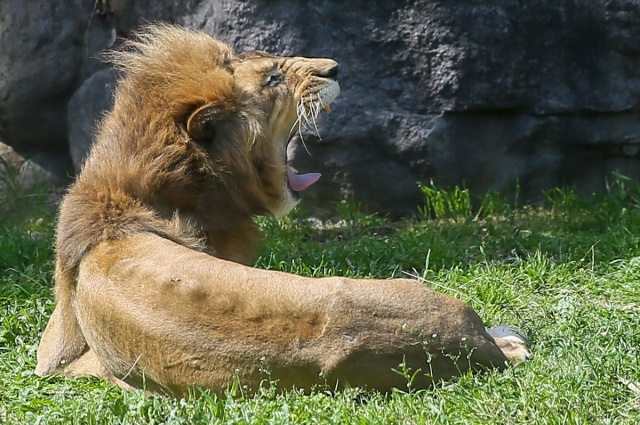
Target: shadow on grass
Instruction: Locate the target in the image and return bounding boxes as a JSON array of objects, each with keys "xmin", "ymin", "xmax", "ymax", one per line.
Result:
[{"xmin": 257, "ymin": 183, "xmax": 640, "ymax": 279}]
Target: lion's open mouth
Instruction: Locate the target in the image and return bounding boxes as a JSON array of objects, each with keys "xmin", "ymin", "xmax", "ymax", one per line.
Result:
[{"xmin": 286, "ymin": 80, "xmax": 339, "ymax": 194}]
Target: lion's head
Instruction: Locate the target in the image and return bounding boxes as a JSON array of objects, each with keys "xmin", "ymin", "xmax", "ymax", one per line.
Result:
[
  {"xmin": 94, "ymin": 24, "xmax": 339, "ymax": 219},
  {"xmin": 220, "ymin": 49, "xmax": 340, "ymax": 217},
  {"xmin": 59, "ymin": 24, "xmax": 340, "ymax": 265}
]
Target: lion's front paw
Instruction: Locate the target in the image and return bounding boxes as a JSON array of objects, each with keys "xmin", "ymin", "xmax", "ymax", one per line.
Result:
[{"xmin": 487, "ymin": 325, "xmax": 531, "ymax": 364}]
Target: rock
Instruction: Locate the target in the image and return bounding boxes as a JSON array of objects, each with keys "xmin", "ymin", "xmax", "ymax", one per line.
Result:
[
  {"xmin": 0, "ymin": 0, "xmax": 96, "ymax": 151},
  {"xmin": 0, "ymin": 140, "xmax": 25, "ymax": 171},
  {"xmin": 17, "ymin": 153, "xmax": 73, "ymax": 189},
  {"xmin": 184, "ymin": 0, "xmax": 640, "ymax": 215},
  {"xmin": 10, "ymin": 1, "xmax": 640, "ymax": 216},
  {"xmin": 0, "ymin": 141, "xmax": 72, "ymax": 193},
  {"xmin": 0, "ymin": 140, "xmax": 25, "ymax": 195},
  {"xmin": 68, "ymin": 69, "xmax": 118, "ymax": 169}
]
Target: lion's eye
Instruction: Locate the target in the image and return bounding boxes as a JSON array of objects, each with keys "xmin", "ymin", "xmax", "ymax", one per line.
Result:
[{"xmin": 265, "ymin": 73, "xmax": 283, "ymax": 87}]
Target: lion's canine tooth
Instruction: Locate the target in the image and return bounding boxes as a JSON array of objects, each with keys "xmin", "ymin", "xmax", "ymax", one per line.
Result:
[{"xmin": 323, "ymin": 105, "xmax": 331, "ymax": 113}]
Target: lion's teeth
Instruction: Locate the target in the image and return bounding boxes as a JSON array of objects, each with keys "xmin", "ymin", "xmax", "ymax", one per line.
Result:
[{"xmin": 323, "ymin": 105, "xmax": 331, "ymax": 113}]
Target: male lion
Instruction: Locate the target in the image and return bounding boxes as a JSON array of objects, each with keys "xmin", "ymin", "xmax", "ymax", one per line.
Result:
[{"xmin": 36, "ymin": 24, "xmax": 528, "ymax": 397}]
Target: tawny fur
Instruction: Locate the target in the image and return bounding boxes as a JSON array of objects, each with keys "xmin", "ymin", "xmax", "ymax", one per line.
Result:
[{"xmin": 36, "ymin": 24, "xmax": 528, "ymax": 397}]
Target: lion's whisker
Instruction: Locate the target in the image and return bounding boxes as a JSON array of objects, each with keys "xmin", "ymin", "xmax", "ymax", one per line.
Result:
[
  {"xmin": 309, "ymin": 97, "xmax": 322, "ymax": 141},
  {"xmin": 289, "ymin": 101, "xmax": 304, "ymax": 137},
  {"xmin": 289, "ymin": 109, "xmax": 303, "ymax": 137},
  {"xmin": 300, "ymin": 99, "xmax": 317, "ymax": 135},
  {"xmin": 295, "ymin": 98, "xmax": 312, "ymax": 155},
  {"xmin": 292, "ymin": 94, "xmax": 326, "ymax": 154}
]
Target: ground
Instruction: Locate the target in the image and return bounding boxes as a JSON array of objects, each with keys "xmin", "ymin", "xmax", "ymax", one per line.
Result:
[{"xmin": 1, "ymin": 176, "xmax": 639, "ymax": 424}]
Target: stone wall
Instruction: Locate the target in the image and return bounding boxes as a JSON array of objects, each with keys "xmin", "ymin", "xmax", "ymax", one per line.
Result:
[{"xmin": 2, "ymin": 0, "xmax": 640, "ymax": 216}]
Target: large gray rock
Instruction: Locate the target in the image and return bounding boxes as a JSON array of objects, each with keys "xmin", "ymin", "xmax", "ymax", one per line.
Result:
[
  {"xmin": 67, "ymin": 69, "xmax": 118, "ymax": 169},
  {"xmin": 0, "ymin": 141, "xmax": 72, "ymax": 192},
  {"xmin": 189, "ymin": 0, "xmax": 640, "ymax": 215},
  {"xmin": 0, "ymin": 1, "xmax": 94, "ymax": 150},
  {"xmin": 9, "ymin": 0, "xmax": 640, "ymax": 216}
]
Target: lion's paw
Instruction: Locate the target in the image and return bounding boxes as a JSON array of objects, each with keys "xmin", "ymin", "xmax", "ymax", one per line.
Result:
[{"xmin": 487, "ymin": 325, "xmax": 531, "ymax": 364}]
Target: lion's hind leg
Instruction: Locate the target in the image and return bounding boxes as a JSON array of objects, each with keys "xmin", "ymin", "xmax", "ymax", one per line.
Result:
[
  {"xmin": 487, "ymin": 326, "xmax": 531, "ymax": 364},
  {"xmin": 35, "ymin": 298, "xmax": 127, "ymax": 385}
]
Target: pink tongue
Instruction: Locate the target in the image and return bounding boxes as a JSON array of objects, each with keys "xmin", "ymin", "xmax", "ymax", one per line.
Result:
[{"xmin": 287, "ymin": 169, "xmax": 321, "ymax": 192}]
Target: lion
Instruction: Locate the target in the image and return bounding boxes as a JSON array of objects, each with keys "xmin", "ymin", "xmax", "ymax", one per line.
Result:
[{"xmin": 35, "ymin": 24, "xmax": 528, "ymax": 397}]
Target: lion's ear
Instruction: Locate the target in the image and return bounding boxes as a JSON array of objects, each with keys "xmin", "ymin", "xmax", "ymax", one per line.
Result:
[{"xmin": 186, "ymin": 104, "xmax": 221, "ymax": 141}]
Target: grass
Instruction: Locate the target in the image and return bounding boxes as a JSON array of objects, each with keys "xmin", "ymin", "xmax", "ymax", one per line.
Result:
[{"xmin": 1, "ymin": 171, "xmax": 639, "ymax": 424}]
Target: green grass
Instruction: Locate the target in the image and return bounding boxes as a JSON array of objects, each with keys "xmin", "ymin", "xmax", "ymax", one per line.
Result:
[{"xmin": 1, "ymin": 172, "xmax": 639, "ymax": 424}]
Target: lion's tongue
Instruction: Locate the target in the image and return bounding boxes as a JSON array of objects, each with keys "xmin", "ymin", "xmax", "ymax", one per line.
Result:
[{"xmin": 287, "ymin": 169, "xmax": 321, "ymax": 192}]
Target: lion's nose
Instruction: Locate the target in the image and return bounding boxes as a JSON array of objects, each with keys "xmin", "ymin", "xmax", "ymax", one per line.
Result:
[
  {"xmin": 325, "ymin": 63, "xmax": 339, "ymax": 79},
  {"xmin": 314, "ymin": 62, "xmax": 339, "ymax": 80}
]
